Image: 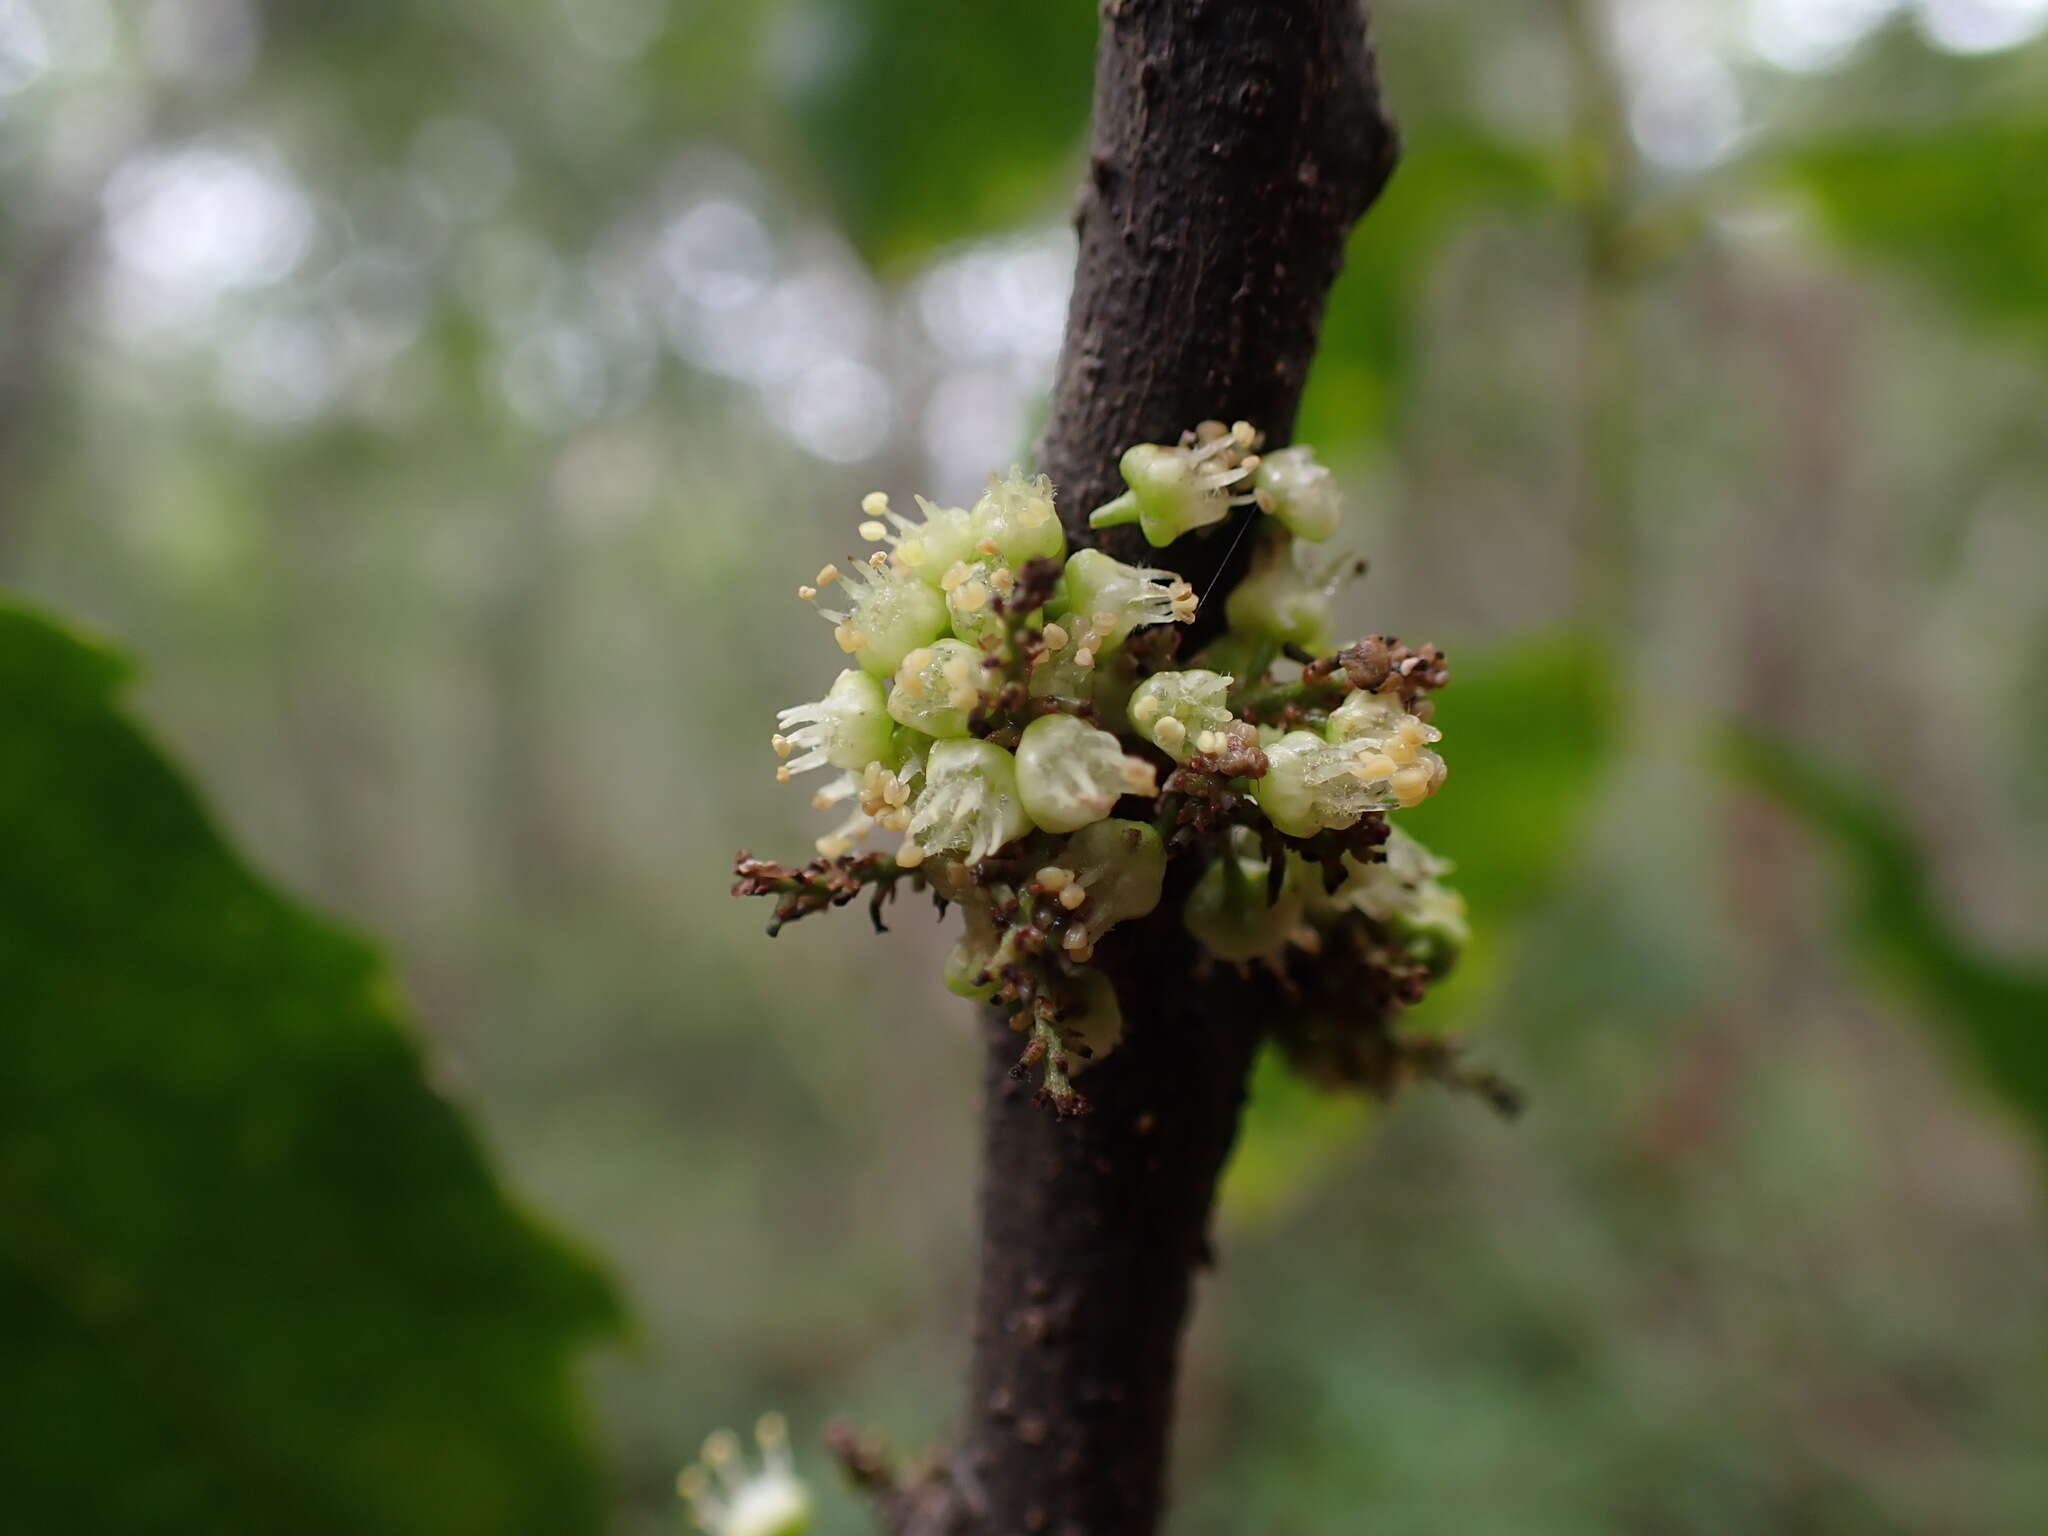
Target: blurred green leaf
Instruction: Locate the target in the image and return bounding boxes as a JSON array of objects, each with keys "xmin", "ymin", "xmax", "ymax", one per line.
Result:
[
  {"xmin": 1785, "ymin": 120, "xmax": 2048, "ymax": 340},
  {"xmin": 788, "ymin": 0, "xmax": 1097, "ymax": 266},
  {"xmin": 1297, "ymin": 138, "xmax": 1556, "ymax": 448},
  {"xmin": 1226, "ymin": 631, "xmax": 1621, "ymax": 1222},
  {"xmin": 1723, "ymin": 727, "xmax": 2048, "ymax": 1150},
  {"xmin": 1402, "ymin": 629, "xmax": 1622, "ymax": 1010},
  {"xmin": 0, "ymin": 599, "xmax": 621, "ymax": 1534}
]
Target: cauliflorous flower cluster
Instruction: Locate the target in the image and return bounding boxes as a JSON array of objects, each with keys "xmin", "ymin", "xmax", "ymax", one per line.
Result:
[{"xmin": 736, "ymin": 424, "xmax": 1499, "ymax": 1115}]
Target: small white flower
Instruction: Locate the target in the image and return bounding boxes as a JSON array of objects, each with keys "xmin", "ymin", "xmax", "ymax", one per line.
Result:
[
  {"xmin": 805, "ymin": 554, "xmax": 951, "ymax": 677},
  {"xmin": 939, "ymin": 557, "xmax": 1019, "ymax": 646},
  {"xmin": 1252, "ymin": 444, "xmax": 1342, "ymax": 541},
  {"xmin": 1089, "ymin": 421, "xmax": 1263, "ymax": 546},
  {"xmin": 1059, "ymin": 817, "xmax": 1166, "ymax": 957},
  {"xmin": 856, "ymin": 489, "xmax": 979, "ymax": 585},
  {"xmin": 1325, "ymin": 689, "xmax": 1446, "ymax": 810},
  {"xmin": 1129, "ymin": 669, "xmax": 1237, "ymax": 763},
  {"xmin": 906, "ymin": 738, "xmax": 1033, "ymax": 864},
  {"xmin": 808, "ymin": 772, "xmax": 876, "ymax": 858},
  {"xmin": 1057, "ymin": 549, "xmax": 1198, "ymax": 646},
  {"xmin": 969, "ymin": 467, "xmax": 1065, "ymax": 567},
  {"xmin": 1014, "ymin": 713, "xmax": 1157, "ymax": 833},
  {"xmin": 1222, "ymin": 530, "xmax": 1350, "ymax": 652},
  {"xmin": 887, "ymin": 639, "xmax": 988, "ymax": 739},
  {"xmin": 678, "ymin": 1414, "xmax": 811, "ymax": 1536},
  {"xmin": 773, "ymin": 670, "xmax": 896, "ymax": 781},
  {"xmin": 1258, "ymin": 706, "xmax": 1445, "ymax": 836},
  {"xmin": 1339, "ymin": 826, "xmax": 1469, "ymax": 947}
]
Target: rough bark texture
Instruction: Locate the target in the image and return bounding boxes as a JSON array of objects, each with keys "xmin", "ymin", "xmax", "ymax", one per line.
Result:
[{"xmin": 905, "ymin": 5, "xmax": 1399, "ymax": 1535}]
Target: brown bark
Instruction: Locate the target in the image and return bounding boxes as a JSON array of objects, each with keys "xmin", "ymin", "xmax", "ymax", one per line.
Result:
[{"xmin": 886, "ymin": 5, "xmax": 1399, "ymax": 1534}]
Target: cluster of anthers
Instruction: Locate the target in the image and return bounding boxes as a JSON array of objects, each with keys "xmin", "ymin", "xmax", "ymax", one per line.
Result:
[
  {"xmin": 678, "ymin": 1414, "xmax": 810, "ymax": 1536},
  {"xmin": 734, "ymin": 421, "xmax": 1504, "ymax": 1115}
]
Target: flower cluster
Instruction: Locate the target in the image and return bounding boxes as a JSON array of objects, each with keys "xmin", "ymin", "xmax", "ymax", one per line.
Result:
[{"xmin": 737, "ymin": 425, "xmax": 1502, "ymax": 1116}]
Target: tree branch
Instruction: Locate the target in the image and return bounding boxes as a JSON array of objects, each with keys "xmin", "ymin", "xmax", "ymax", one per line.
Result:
[{"xmin": 893, "ymin": 5, "xmax": 1400, "ymax": 1533}]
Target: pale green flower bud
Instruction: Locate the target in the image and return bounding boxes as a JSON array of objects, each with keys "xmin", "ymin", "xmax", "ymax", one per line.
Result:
[
  {"xmin": 1222, "ymin": 531, "xmax": 1345, "ymax": 653},
  {"xmin": 969, "ymin": 468, "xmax": 1065, "ymax": 566},
  {"xmin": 1060, "ymin": 818, "xmax": 1165, "ymax": 952},
  {"xmin": 1128, "ymin": 668, "xmax": 1236, "ymax": 763},
  {"xmin": 1014, "ymin": 713, "xmax": 1158, "ymax": 834},
  {"xmin": 1184, "ymin": 852, "xmax": 1305, "ymax": 963},
  {"xmin": 1056, "ymin": 548, "xmax": 1198, "ymax": 646},
  {"xmin": 887, "ymin": 640, "xmax": 987, "ymax": 739},
  {"xmin": 1257, "ymin": 721, "xmax": 1443, "ymax": 835},
  {"xmin": 1253, "ymin": 730, "xmax": 1333, "ymax": 837},
  {"xmin": 677, "ymin": 1413, "xmax": 811, "ymax": 1536},
  {"xmin": 1337, "ymin": 826, "xmax": 1468, "ymax": 973},
  {"xmin": 1252, "ymin": 444, "xmax": 1341, "ymax": 541},
  {"xmin": 903, "ymin": 738, "xmax": 1033, "ymax": 865},
  {"xmin": 939, "ymin": 558, "xmax": 1022, "ymax": 647},
  {"xmin": 1088, "ymin": 440, "xmax": 1247, "ymax": 545},
  {"xmin": 1324, "ymin": 689, "xmax": 1446, "ymax": 810},
  {"xmin": 772, "ymin": 669, "xmax": 895, "ymax": 782},
  {"xmin": 808, "ymin": 553, "xmax": 950, "ymax": 677},
  {"xmin": 855, "ymin": 490, "xmax": 978, "ymax": 586}
]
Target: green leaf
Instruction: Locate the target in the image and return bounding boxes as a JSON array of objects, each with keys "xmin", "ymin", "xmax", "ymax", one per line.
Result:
[
  {"xmin": 787, "ymin": 0, "xmax": 1098, "ymax": 267},
  {"xmin": 0, "ymin": 599, "xmax": 621, "ymax": 1534},
  {"xmin": 1225, "ymin": 631, "xmax": 1620, "ymax": 1222},
  {"xmin": 1723, "ymin": 727, "xmax": 2048, "ymax": 1150},
  {"xmin": 1297, "ymin": 138, "xmax": 1556, "ymax": 447},
  {"xmin": 1784, "ymin": 120, "xmax": 2048, "ymax": 340}
]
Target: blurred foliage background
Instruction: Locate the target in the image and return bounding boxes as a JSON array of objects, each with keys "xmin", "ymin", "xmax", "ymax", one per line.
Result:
[{"xmin": 3, "ymin": 0, "xmax": 2046, "ymax": 1531}]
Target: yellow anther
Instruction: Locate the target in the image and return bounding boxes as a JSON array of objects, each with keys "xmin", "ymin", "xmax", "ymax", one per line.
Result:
[
  {"xmin": 859, "ymin": 519, "xmax": 888, "ymax": 541},
  {"xmin": 1391, "ymin": 764, "xmax": 1431, "ymax": 806}
]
